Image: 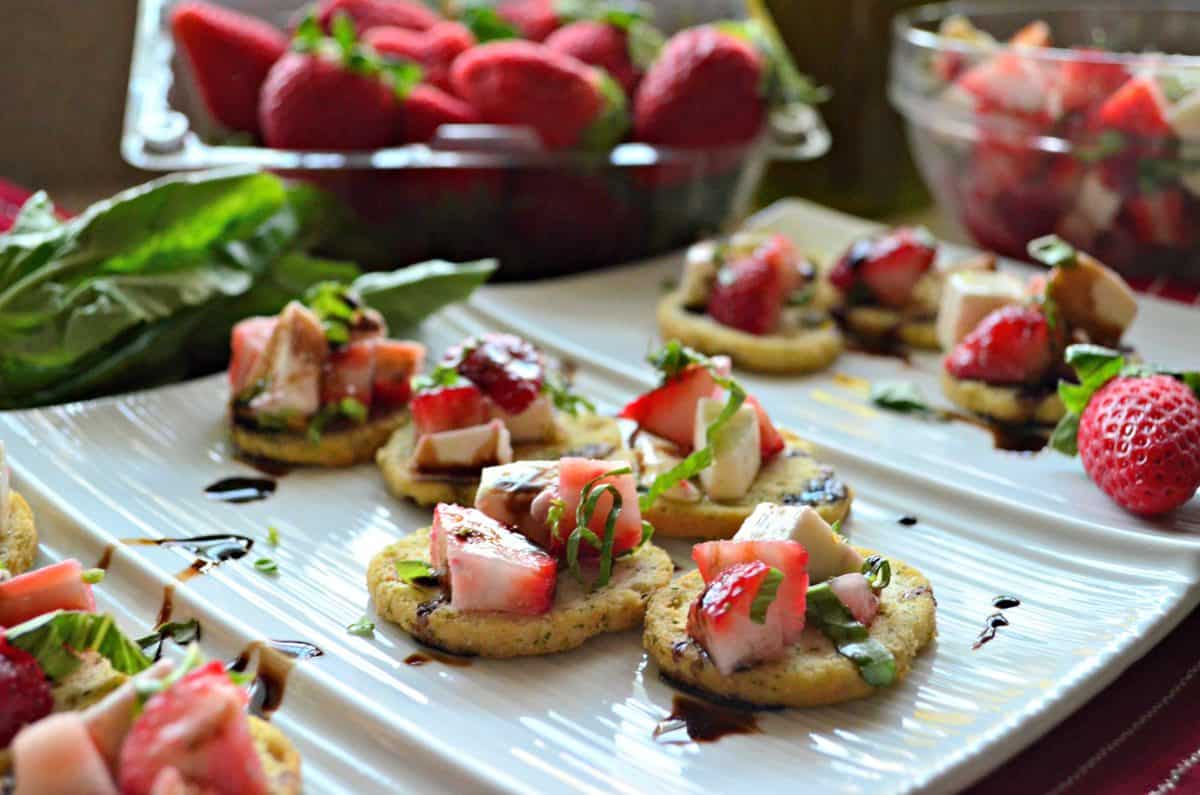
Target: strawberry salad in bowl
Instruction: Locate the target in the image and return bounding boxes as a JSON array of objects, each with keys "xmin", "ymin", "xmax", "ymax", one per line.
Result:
[
  {"xmin": 620, "ymin": 343, "xmax": 853, "ymax": 539},
  {"xmin": 939, "ymin": 236, "xmax": 1138, "ymax": 427},
  {"xmin": 228, "ymin": 283, "xmax": 427, "ymax": 467},
  {"xmin": 376, "ymin": 333, "xmax": 621, "ymax": 506},
  {"xmin": 892, "ymin": 7, "xmax": 1200, "ymax": 286},
  {"xmin": 643, "ymin": 502, "xmax": 936, "ymax": 707},
  {"xmin": 657, "ymin": 232, "xmax": 844, "ymax": 374},
  {"xmin": 367, "ymin": 460, "xmax": 674, "ymax": 657}
]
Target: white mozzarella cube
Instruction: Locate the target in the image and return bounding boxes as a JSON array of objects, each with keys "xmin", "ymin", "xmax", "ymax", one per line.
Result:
[
  {"xmin": 734, "ymin": 503, "xmax": 864, "ymax": 584},
  {"xmin": 490, "ymin": 395, "xmax": 556, "ymax": 443},
  {"xmin": 695, "ymin": 398, "xmax": 760, "ymax": 502},
  {"xmin": 936, "ymin": 270, "xmax": 1025, "ymax": 350},
  {"xmin": 414, "ymin": 420, "xmax": 512, "ymax": 472}
]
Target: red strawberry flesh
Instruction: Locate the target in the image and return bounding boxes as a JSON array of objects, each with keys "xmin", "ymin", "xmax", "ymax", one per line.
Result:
[
  {"xmin": 411, "ymin": 382, "xmax": 488, "ymax": 436},
  {"xmin": 619, "ymin": 364, "xmax": 718, "ymax": 449},
  {"xmin": 692, "ymin": 539, "xmax": 809, "ymax": 641},
  {"xmin": 943, "ymin": 304, "xmax": 1054, "ymax": 385},
  {"xmin": 0, "ymin": 559, "xmax": 96, "ymax": 628},
  {"xmin": 553, "ymin": 458, "xmax": 643, "ymax": 559},
  {"xmin": 430, "ymin": 504, "xmax": 557, "ymax": 614},
  {"xmin": 0, "ymin": 637, "xmax": 53, "ymax": 747},
  {"xmin": 687, "ymin": 560, "xmax": 791, "ymax": 675},
  {"xmin": 444, "ymin": 333, "xmax": 545, "ymax": 416}
]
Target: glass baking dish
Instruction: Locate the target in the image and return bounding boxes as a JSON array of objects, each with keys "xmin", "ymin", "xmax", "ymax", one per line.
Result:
[{"xmin": 122, "ymin": 0, "xmax": 831, "ymax": 279}]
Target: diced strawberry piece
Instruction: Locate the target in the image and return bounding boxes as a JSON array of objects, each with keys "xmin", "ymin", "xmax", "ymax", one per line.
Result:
[
  {"xmin": 943, "ymin": 304, "xmax": 1055, "ymax": 385},
  {"xmin": 829, "ymin": 227, "xmax": 937, "ymax": 307},
  {"xmin": 1058, "ymin": 49, "xmax": 1129, "ymax": 114},
  {"xmin": 411, "ymin": 382, "xmax": 488, "ymax": 436},
  {"xmin": 118, "ymin": 661, "xmax": 269, "ymax": 795},
  {"xmin": 743, "ymin": 395, "xmax": 784, "ymax": 460},
  {"xmin": 430, "ymin": 504, "xmax": 557, "ymax": 614},
  {"xmin": 1096, "ymin": 75, "xmax": 1170, "ymax": 139},
  {"xmin": 619, "ymin": 364, "xmax": 717, "ymax": 449},
  {"xmin": 0, "ymin": 637, "xmax": 53, "ymax": 747},
  {"xmin": 1125, "ymin": 190, "xmax": 1194, "ymax": 247},
  {"xmin": 957, "ymin": 51, "xmax": 1059, "ymax": 121},
  {"xmin": 828, "ymin": 572, "xmax": 880, "ymax": 626},
  {"xmin": 9, "ymin": 713, "xmax": 117, "ymax": 794},
  {"xmin": 692, "ymin": 539, "xmax": 809, "ymax": 641},
  {"xmin": 228, "ymin": 316, "xmax": 277, "ymax": 394},
  {"xmin": 372, "ymin": 340, "xmax": 424, "ymax": 409},
  {"xmin": 0, "ymin": 560, "xmax": 96, "ymax": 628},
  {"xmin": 687, "ymin": 561, "xmax": 792, "ymax": 675},
  {"xmin": 707, "ymin": 255, "xmax": 783, "ymax": 335},
  {"xmin": 444, "ymin": 333, "xmax": 545, "ymax": 416},
  {"xmin": 320, "ymin": 339, "xmax": 376, "ymax": 408},
  {"xmin": 552, "ymin": 458, "xmax": 643, "ymax": 558}
]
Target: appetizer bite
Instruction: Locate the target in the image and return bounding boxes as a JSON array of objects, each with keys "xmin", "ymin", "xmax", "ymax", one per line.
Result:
[
  {"xmin": 829, "ymin": 225, "xmax": 994, "ymax": 351},
  {"xmin": 229, "ymin": 284, "xmax": 425, "ymax": 467},
  {"xmin": 644, "ymin": 503, "xmax": 936, "ymax": 707},
  {"xmin": 3, "ymin": 627, "xmax": 301, "ymax": 794},
  {"xmin": 0, "ymin": 443, "xmax": 36, "ymax": 576},
  {"xmin": 657, "ymin": 232, "xmax": 843, "ymax": 374},
  {"xmin": 368, "ymin": 459, "xmax": 673, "ymax": 657},
  {"xmin": 941, "ymin": 237, "xmax": 1138, "ymax": 425},
  {"xmin": 377, "ymin": 333, "xmax": 621, "ymax": 505},
  {"xmin": 621, "ymin": 343, "xmax": 852, "ymax": 538}
]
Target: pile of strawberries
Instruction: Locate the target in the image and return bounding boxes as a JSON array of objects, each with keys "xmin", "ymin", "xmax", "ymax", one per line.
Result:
[{"xmin": 171, "ymin": 0, "xmax": 779, "ymax": 153}]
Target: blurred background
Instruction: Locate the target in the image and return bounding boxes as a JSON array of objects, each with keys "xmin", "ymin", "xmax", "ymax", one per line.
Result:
[{"xmin": 0, "ymin": 0, "xmax": 930, "ymax": 218}]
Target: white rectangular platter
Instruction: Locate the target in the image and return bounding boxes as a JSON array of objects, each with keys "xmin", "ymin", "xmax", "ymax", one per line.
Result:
[{"xmin": 3, "ymin": 199, "xmax": 1198, "ymax": 794}]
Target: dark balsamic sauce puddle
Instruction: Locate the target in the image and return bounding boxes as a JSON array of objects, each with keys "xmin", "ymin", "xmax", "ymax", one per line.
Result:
[
  {"xmin": 122, "ymin": 534, "xmax": 255, "ymax": 581},
  {"xmin": 404, "ymin": 650, "xmax": 472, "ymax": 668},
  {"xmin": 941, "ymin": 410, "xmax": 1049, "ymax": 453},
  {"xmin": 898, "ymin": 515, "xmax": 918, "ymax": 526},
  {"xmin": 653, "ymin": 694, "xmax": 762, "ymax": 744},
  {"xmin": 974, "ymin": 595, "xmax": 1021, "ymax": 649},
  {"xmin": 204, "ymin": 477, "xmax": 277, "ymax": 504},
  {"xmin": 156, "ymin": 585, "xmax": 175, "ymax": 627},
  {"xmin": 228, "ymin": 640, "xmax": 324, "ymax": 718}
]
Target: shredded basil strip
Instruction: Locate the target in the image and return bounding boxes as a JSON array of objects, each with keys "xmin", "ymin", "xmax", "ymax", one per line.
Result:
[
  {"xmin": 861, "ymin": 555, "xmax": 891, "ymax": 591},
  {"xmin": 5, "ymin": 610, "xmax": 153, "ymax": 681},
  {"xmin": 806, "ymin": 582, "xmax": 896, "ymax": 687},
  {"xmin": 638, "ymin": 343, "xmax": 747, "ymax": 512},
  {"xmin": 307, "ymin": 396, "xmax": 368, "ymax": 443},
  {"xmin": 869, "ymin": 380, "xmax": 931, "ymax": 415},
  {"xmin": 347, "ymin": 616, "xmax": 376, "ymax": 637},
  {"xmin": 254, "ymin": 557, "xmax": 279, "ymax": 575},
  {"xmin": 566, "ymin": 466, "xmax": 632, "ymax": 590},
  {"xmin": 541, "ymin": 373, "xmax": 595, "ymax": 417},
  {"xmin": 137, "ymin": 619, "xmax": 202, "ymax": 660},
  {"xmin": 749, "ymin": 567, "xmax": 784, "ymax": 624},
  {"xmin": 1027, "ymin": 234, "xmax": 1078, "ymax": 268},
  {"xmin": 546, "ymin": 498, "xmax": 566, "ymax": 543}
]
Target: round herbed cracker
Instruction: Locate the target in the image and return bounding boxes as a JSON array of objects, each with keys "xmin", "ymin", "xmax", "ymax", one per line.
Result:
[
  {"xmin": 643, "ymin": 550, "xmax": 936, "ymax": 707},
  {"xmin": 368, "ymin": 528, "xmax": 674, "ymax": 657},
  {"xmin": 231, "ymin": 410, "xmax": 409, "ymax": 468},
  {"xmin": 843, "ymin": 306, "xmax": 939, "ymax": 351},
  {"xmin": 657, "ymin": 290, "xmax": 843, "ymax": 374},
  {"xmin": 642, "ymin": 431, "xmax": 852, "ymax": 540},
  {"xmin": 250, "ymin": 716, "xmax": 304, "ymax": 795},
  {"xmin": 2, "ymin": 492, "xmax": 38, "ymax": 575},
  {"xmin": 376, "ymin": 412, "xmax": 626, "ymax": 507},
  {"xmin": 941, "ymin": 371, "xmax": 1065, "ymax": 425}
]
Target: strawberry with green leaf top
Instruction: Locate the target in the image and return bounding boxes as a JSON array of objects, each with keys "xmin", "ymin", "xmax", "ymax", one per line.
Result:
[
  {"xmin": 1051, "ymin": 344, "xmax": 1200, "ymax": 517},
  {"xmin": 259, "ymin": 13, "xmax": 422, "ymax": 150}
]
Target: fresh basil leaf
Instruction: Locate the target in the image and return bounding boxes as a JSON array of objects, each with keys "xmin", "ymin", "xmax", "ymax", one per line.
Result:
[
  {"xmin": 347, "ymin": 616, "xmax": 376, "ymax": 637},
  {"xmin": 806, "ymin": 582, "xmax": 895, "ymax": 687},
  {"xmin": 413, "ymin": 363, "xmax": 462, "ymax": 393},
  {"xmin": 1065, "ymin": 344, "xmax": 1124, "ymax": 381},
  {"xmin": 541, "ymin": 373, "xmax": 595, "ymax": 417},
  {"xmin": 749, "ymin": 567, "xmax": 783, "ymax": 624},
  {"xmin": 869, "ymin": 380, "xmax": 930, "ymax": 414},
  {"xmin": 352, "ymin": 259, "xmax": 496, "ymax": 331},
  {"xmin": 395, "ymin": 559, "xmax": 436, "ymax": 585},
  {"xmin": 5, "ymin": 610, "xmax": 152, "ymax": 681},
  {"xmin": 136, "ymin": 619, "xmax": 202, "ymax": 657}
]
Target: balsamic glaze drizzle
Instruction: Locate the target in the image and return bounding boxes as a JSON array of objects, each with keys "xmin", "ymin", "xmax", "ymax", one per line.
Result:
[
  {"xmin": 653, "ymin": 695, "xmax": 761, "ymax": 744},
  {"xmin": 203, "ymin": 477, "xmax": 277, "ymax": 504},
  {"xmin": 228, "ymin": 640, "xmax": 324, "ymax": 718}
]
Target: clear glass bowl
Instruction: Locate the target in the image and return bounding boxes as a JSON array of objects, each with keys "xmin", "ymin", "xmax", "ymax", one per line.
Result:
[
  {"xmin": 122, "ymin": 0, "xmax": 830, "ymax": 280},
  {"xmin": 891, "ymin": 1, "xmax": 1200, "ymax": 286}
]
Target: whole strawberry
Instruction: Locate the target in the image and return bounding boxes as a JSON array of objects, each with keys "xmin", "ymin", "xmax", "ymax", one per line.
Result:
[
  {"xmin": 364, "ymin": 21, "xmax": 475, "ymax": 93},
  {"xmin": 171, "ymin": 1, "xmax": 288, "ymax": 135},
  {"xmin": 451, "ymin": 41, "xmax": 628, "ymax": 150},
  {"xmin": 545, "ymin": 20, "xmax": 649, "ymax": 96},
  {"xmin": 259, "ymin": 15, "xmax": 415, "ymax": 150},
  {"xmin": 633, "ymin": 26, "xmax": 765, "ymax": 148},
  {"xmin": 0, "ymin": 637, "xmax": 53, "ymax": 746},
  {"xmin": 403, "ymin": 85, "xmax": 479, "ymax": 143},
  {"xmin": 1052, "ymin": 346, "xmax": 1200, "ymax": 516}
]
